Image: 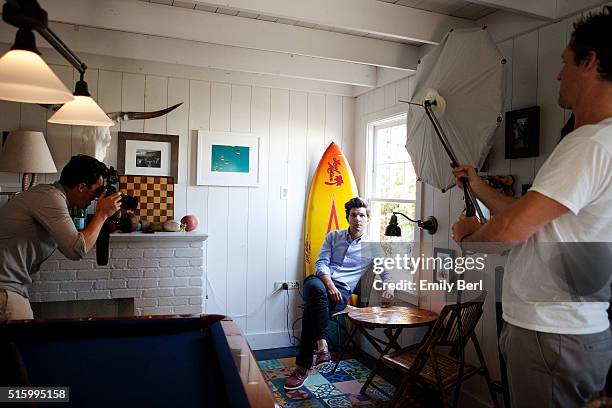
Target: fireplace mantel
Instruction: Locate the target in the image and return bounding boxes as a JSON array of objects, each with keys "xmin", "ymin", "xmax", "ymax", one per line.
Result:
[{"xmin": 110, "ymin": 231, "xmax": 208, "ymax": 242}]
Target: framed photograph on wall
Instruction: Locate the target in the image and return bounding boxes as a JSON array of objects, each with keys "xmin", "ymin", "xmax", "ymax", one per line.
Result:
[
  {"xmin": 433, "ymin": 247, "xmax": 456, "ymax": 284},
  {"xmin": 505, "ymin": 106, "xmax": 540, "ymax": 159},
  {"xmin": 118, "ymin": 132, "xmax": 179, "ymax": 181},
  {"xmin": 196, "ymin": 130, "xmax": 260, "ymax": 187}
]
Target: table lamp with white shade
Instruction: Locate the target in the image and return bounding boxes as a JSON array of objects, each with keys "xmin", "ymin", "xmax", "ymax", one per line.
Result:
[{"xmin": 0, "ymin": 130, "xmax": 57, "ymax": 191}]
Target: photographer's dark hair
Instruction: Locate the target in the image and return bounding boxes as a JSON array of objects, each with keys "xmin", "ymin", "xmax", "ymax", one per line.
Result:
[
  {"xmin": 569, "ymin": 6, "xmax": 611, "ymax": 82},
  {"xmin": 59, "ymin": 155, "xmax": 108, "ymax": 188},
  {"xmin": 344, "ymin": 197, "xmax": 369, "ymax": 220}
]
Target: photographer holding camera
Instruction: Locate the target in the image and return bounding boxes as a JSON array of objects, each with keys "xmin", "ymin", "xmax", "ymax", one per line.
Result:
[{"xmin": 0, "ymin": 155, "xmax": 122, "ymax": 320}]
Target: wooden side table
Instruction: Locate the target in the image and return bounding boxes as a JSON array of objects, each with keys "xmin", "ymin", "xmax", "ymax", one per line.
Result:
[{"xmin": 347, "ymin": 305, "xmax": 438, "ymax": 396}]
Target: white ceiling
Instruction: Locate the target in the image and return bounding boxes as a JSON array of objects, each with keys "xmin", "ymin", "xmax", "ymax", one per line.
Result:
[
  {"xmin": 142, "ymin": 0, "xmax": 497, "ymax": 45},
  {"xmin": 4, "ymin": 0, "xmax": 592, "ymax": 96},
  {"xmin": 380, "ymin": 0, "xmax": 497, "ymax": 20}
]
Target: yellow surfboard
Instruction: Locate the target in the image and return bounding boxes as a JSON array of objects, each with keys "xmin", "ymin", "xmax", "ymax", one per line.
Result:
[{"xmin": 304, "ymin": 142, "xmax": 359, "ymax": 278}]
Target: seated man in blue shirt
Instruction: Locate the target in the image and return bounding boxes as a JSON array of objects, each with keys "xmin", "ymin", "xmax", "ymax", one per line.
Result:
[{"xmin": 285, "ymin": 197, "xmax": 393, "ymax": 390}]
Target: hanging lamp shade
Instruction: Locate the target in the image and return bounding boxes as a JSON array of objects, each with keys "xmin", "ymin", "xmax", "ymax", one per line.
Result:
[
  {"xmin": 0, "ymin": 49, "xmax": 74, "ymax": 104},
  {"xmin": 49, "ymin": 95, "xmax": 114, "ymax": 127}
]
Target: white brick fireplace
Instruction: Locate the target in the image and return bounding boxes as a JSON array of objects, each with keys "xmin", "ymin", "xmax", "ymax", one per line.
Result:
[{"xmin": 28, "ymin": 232, "xmax": 208, "ymax": 316}]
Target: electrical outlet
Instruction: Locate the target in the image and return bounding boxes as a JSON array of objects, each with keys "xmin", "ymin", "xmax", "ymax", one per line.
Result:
[
  {"xmin": 286, "ymin": 281, "xmax": 300, "ymax": 290},
  {"xmin": 274, "ymin": 281, "xmax": 300, "ymax": 291}
]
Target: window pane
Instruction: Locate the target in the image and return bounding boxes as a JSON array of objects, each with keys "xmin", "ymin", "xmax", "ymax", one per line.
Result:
[
  {"xmin": 374, "ymin": 164, "xmax": 391, "ymax": 198},
  {"xmin": 390, "ymin": 123, "xmax": 407, "ymax": 149},
  {"xmin": 375, "ymin": 163, "xmax": 415, "ymax": 200},
  {"xmin": 388, "ymin": 164, "xmax": 406, "ymax": 199},
  {"xmin": 404, "ymin": 163, "xmax": 417, "ymax": 200},
  {"xmin": 373, "ymin": 123, "xmax": 416, "ymax": 200},
  {"xmin": 375, "ymin": 127, "xmax": 391, "ymax": 164},
  {"xmin": 375, "ymin": 125, "xmax": 409, "ymax": 165}
]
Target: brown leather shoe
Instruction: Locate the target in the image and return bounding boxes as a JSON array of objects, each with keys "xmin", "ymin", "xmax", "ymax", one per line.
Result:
[
  {"xmin": 284, "ymin": 366, "xmax": 309, "ymax": 390},
  {"xmin": 314, "ymin": 349, "xmax": 331, "ymax": 368}
]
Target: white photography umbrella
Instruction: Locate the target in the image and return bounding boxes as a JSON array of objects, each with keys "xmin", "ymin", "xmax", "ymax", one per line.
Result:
[{"xmin": 404, "ymin": 27, "xmax": 506, "ymax": 218}]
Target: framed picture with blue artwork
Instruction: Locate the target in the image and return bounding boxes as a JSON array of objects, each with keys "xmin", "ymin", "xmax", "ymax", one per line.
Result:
[{"xmin": 196, "ymin": 130, "xmax": 260, "ymax": 187}]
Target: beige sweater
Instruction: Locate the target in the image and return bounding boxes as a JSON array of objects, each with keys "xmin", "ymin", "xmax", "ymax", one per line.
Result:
[{"xmin": 0, "ymin": 182, "xmax": 85, "ymax": 298}]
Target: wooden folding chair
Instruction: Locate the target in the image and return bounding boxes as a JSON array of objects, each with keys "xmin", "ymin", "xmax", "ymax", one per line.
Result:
[{"xmin": 381, "ymin": 291, "xmax": 499, "ymax": 408}]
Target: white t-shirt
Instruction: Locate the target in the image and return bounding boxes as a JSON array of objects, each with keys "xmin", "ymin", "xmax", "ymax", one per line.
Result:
[{"xmin": 503, "ymin": 117, "xmax": 612, "ymax": 334}]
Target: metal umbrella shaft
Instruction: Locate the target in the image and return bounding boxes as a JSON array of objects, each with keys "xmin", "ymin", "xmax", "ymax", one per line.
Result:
[{"xmin": 423, "ymin": 101, "xmax": 486, "ymax": 222}]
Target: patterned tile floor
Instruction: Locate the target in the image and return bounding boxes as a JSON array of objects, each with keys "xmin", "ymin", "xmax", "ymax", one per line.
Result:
[{"xmin": 259, "ymin": 353, "xmax": 396, "ymax": 407}]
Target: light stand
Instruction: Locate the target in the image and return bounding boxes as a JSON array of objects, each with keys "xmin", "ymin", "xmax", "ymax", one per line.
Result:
[{"xmin": 400, "ymin": 98, "xmax": 488, "ymax": 222}]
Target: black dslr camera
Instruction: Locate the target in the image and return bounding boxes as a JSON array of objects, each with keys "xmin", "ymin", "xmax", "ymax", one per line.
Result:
[
  {"xmin": 95, "ymin": 166, "xmax": 139, "ymax": 210},
  {"xmin": 95, "ymin": 166, "xmax": 139, "ymax": 265}
]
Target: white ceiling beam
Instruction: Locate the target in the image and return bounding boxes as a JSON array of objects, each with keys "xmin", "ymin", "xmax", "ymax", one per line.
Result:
[
  {"xmin": 470, "ymin": 0, "xmax": 556, "ymax": 19},
  {"xmin": 190, "ymin": 0, "xmax": 475, "ymax": 44},
  {"xmin": 376, "ymin": 67, "xmax": 412, "ymax": 88},
  {"xmin": 36, "ymin": 0, "xmax": 419, "ymax": 71},
  {"xmin": 0, "ymin": 43, "xmax": 356, "ymax": 96},
  {"xmin": 0, "ymin": 20, "xmax": 378, "ymax": 87}
]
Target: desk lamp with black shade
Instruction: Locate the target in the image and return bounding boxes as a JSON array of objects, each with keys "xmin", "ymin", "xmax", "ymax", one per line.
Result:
[{"xmin": 384, "ymin": 211, "xmax": 438, "ymax": 237}]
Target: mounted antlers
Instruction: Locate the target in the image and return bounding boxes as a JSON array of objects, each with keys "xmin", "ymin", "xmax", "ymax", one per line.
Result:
[{"xmin": 41, "ymin": 102, "xmax": 183, "ymax": 162}]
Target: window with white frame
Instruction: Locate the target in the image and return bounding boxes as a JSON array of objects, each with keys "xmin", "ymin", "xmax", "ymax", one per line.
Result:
[
  {"xmin": 367, "ymin": 114, "xmax": 418, "ymax": 242},
  {"xmin": 366, "ymin": 114, "xmax": 419, "ymax": 293}
]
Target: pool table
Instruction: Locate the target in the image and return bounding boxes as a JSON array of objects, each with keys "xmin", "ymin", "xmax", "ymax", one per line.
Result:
[{"xmin": 0, "ymin": 315, "xmax": 275, "ymax": 407}]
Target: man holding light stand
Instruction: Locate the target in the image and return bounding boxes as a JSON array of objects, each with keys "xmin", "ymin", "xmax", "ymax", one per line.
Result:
[{"xmin": 452, "ymin": 8, "xmax": 612, "ymax": 407}]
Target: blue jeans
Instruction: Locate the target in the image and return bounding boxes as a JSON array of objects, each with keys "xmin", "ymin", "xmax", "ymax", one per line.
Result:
[{"xmin": 296, "ymin": 275, "xmax": 350, "ymax": 369}]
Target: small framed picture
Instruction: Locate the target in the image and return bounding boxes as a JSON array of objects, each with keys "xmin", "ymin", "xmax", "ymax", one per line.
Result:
[
  {"xmin": 505, "ymin": 106, "xmax": 540, "ymax": 159},
  {"xmin": 433, "ymin": 247, "xmax": 456, "ymax": 284},
  {"xmin": 118, "ymin": 132, "xmax": 179, "ymax": 180},
  {"xmin": 196, "ymin": 130, "xmax": 260, "ymax": 187}
]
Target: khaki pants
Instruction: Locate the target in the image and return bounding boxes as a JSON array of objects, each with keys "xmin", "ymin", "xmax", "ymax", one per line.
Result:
[
  {"xmin": 500, "ymin": 322, "xmax": 612, "ymax": 408},
  {"xmin": 0, "ymin": 289, "xmax": 33, "ymax": 320}
]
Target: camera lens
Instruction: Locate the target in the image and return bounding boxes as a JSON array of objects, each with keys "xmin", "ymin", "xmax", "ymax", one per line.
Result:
[{"xmin": 120, "ymin": 195, "xmax": 139, "ymax": 211}]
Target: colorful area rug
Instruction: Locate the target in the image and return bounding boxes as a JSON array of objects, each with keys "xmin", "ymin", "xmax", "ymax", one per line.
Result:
[{"xmin": 259, "ymin": 353, "xmax": 396, "ymax": 407}]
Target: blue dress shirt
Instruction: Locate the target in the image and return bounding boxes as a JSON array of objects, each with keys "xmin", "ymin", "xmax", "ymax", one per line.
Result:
[{"xmin": 315, "ymin": 229, "xmax": 390, "ymax": 293}]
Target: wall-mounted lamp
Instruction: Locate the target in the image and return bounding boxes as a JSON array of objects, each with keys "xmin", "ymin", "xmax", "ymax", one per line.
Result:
[
  {"xmin": 385, "ymin": 211, "xmax": 438, "ymax": 236},
  {"xmin": 0, "ymin": 130, "xmax": 57, "ymax": 190},
  {"xmin": 0, "ymin": 0, "xmax": 113, "ymax": 126}
]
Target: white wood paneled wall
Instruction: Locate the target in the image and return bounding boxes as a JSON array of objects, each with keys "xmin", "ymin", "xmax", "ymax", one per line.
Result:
[
  {"xmin": 0, "ymin": 58, "xmax": 355, "ymax": 348},
  {"xmin": 353, "ymin": 5, "xmax": 606, "ymax": 406}
]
